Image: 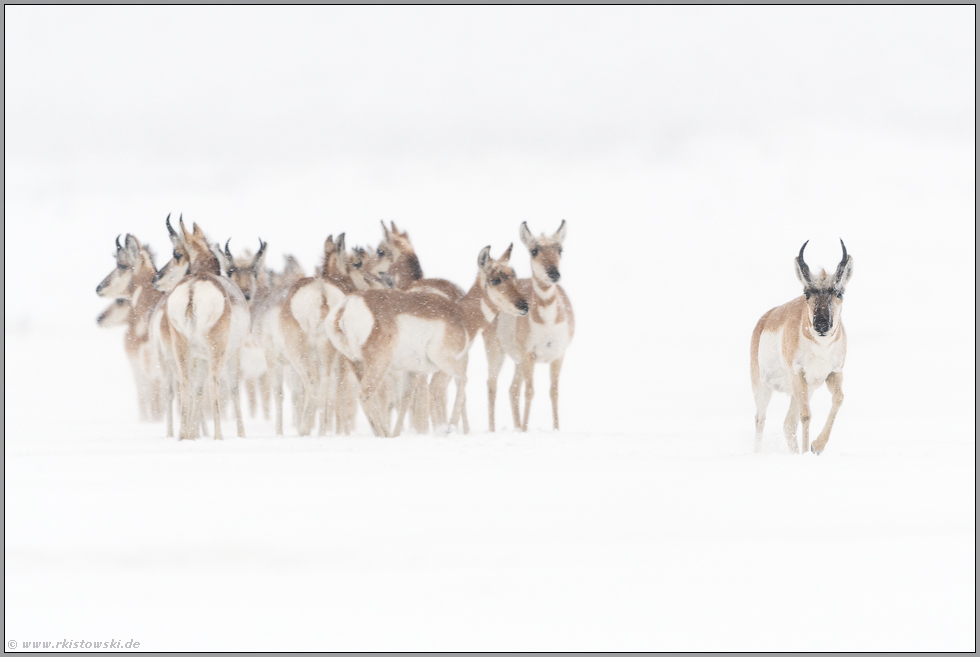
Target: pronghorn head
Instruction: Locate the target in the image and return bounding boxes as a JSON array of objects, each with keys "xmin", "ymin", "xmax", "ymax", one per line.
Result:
[
  {"xmin": 223, "ymin": 238, "xmax": 268, "ymax": 302},
  {"xmin": 96, "ymin": 298, "xmax": 131, "ymax": 328},
  {"xmin": 153, "ymin": 214, "xmax": 191, "ymax": 291},
  {"xmin": 347, "ymin": 245, "xmax": 394, "ymax": 290},
  {"xmin": 794, "ymin": 239, "xmax": 854, "ymax": 337},
  {"xmin": 478, "ymin": 244, "xmax": 528, "ymax": 316},
  {"xmin": 519, "ymin": 220, "xmax": 567, "ymax": 285},
  {"xmin": 268, "ymin": 254, "xmax": 305, "ymax": 290},
  {"xmin": 378, "ymin": 220, "xmax": 423, "ymax": 287},
  {"xmin": 97, "ymin": 234, "xmax": 154, "ymax": 297}
]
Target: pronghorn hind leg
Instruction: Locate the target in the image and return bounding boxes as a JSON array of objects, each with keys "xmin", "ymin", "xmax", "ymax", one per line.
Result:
[
  {"xmin": 260, "ymin": 372, "xmax": 271, "ymax": 421},
  {"xmin": 811, "ymin": 371, "xmax": 844, "ymax": 455},
  {"xmin": 458, "ymin": 353, "xmax": 470, "ymax": 434},
  {"xmin": 484, "ymin": 326, "xmax": 505, "ymax": 432},
  {"xmin": 520, "ymin": 357, "xmax": 536, "ymax": 432},
  {"xmin": 429, "ymin": 372, "xmax": 452, "ymax": 432},
  {"xmin": 393, "ymin": 373, "xmax": 416, "ymax": 437},
  {"xmin": 209, "ymin": 360, "xmax": 225, "ymax": 441},
  {"xmin": 354, "ymin": 352, "xmax": 394, "ymax": 438},
  {"xmin": 272, "ymin": 360, "xmax": 285, "ymax": 436},
  {"xmin": 549, "ymin": 357, "xmax": 563, "ymax": 431},
  {"xmin": 246, "ymin": 379, "xmax": 258, "ymax": 418},
  {"xmin": 229, "ymin": 353, "xmax": 246, "ymax": 438},
  {"xmin": 752, "ymin": 382, "xmax": 773, "ymax": 453},
  {"xmin": 170, "ymin": 333, "xmax": 192, "ymax": 440},
  {"xmin": 792, "ymin": 371, "xmax": 812, "ymax": 454}
]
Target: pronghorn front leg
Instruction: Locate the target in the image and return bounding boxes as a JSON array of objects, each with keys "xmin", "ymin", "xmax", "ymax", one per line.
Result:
[
  {"xmin": 520, "ymin": 356, "xmax": 536, "ymax": 432},
  {"xmin": 484, "ymin": 324, "xmax": 504, "ymax": 432},
  {"xmin": 549, "ymin": 356, "xmax": 563, "ymax": 431},
  {"xmin": 811, "ymin": 371, "xmax": 844, "ymax": 455},
  {"xmin": 791, "ymin": 370, "xmax": 812, "ymax": 454},
  {"xmin": 783, "ymin": 396, "xmax": 800, "ymax": 454},
  {"xmin": 508, "ymin": 361, "xmax": 524, "ymax": 431}
]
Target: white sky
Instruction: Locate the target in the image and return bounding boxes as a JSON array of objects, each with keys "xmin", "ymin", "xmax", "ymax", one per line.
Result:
[{"xmin": 5, "ymin": 6, "xmax": 974, "ymax": 166}]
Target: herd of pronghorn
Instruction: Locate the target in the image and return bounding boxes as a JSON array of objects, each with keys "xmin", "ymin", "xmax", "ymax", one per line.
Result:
[
  {"xmin": 97, "ymin": 216, "xmax": 853, "ymax": 454},
  {"xmin": 97, "ymin": 217, "xmax": 573, "ymax": 441}
]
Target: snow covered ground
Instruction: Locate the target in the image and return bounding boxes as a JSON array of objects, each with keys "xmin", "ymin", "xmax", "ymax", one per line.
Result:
[{"xmin": 5, "ymin": 6, "xmax": 975, "ymax": 651}]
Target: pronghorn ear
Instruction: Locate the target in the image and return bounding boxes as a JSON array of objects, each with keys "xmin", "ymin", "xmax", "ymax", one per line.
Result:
[
  {"xmin": 519, "ymin": 222, "xmax": 535, "ymax": 250},
  {"xmin": 390, "ymin": 221, "xmax": 399, "ymax": 235},
  {"xmin": 211, "ymin": 242, "xmax": 229, "ymax": 275},
  {"xmin": 380, "ymin": 221, "xmax": 391, "ymax": 242},
  {"xmin": 835, "ymin": 256, "xmax": 854, "ymax": 292},
  {"xmin": 124, "ymin": 234, "xmax": 141, "ymax": 262},
  {"xmin": 553, "ymin": 219, "xmax": 567, "ymax": 245},
  {"xmin": 253, "ymin": 239, "xmax": 268, "ymax": 271},
  {"xmin": 478, "ymin": 245, "xmax": 493, "ymax": 273},
  {"xmin": 499, "ymin": 243, "xmax": 513, "ymax": 264},
  {"xmin": 166, "ymin": 214, "xmax": 181, "ymax": 247},
  {"xmin": 336, "ymin": 233, "xmax": 348, "ymax": 273},
  {"xmin": 794, "ymin": 258, "xmax": 809, "ymax": 287},
  {"xmin": 192, "ymin": 223, "xmax": 204, "ymax": 238}
]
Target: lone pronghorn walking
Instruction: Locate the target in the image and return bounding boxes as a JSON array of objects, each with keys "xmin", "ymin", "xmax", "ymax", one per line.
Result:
[
  {"xmin": 750, "ymin": 240, "xmax": 854, "ymax": 455},
  {"xmin": 485, "ymin": 220, "xmax": 574, "ymax": 432}
]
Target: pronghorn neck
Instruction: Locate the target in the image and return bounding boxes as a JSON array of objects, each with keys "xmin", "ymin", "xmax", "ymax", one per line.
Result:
[
  {"xmin": 531, "ymin": 273, "xmax": 558, "ymax": 304},
  {"xmin": 459, "ymin": 276, "xmax": 499, "ymax": 337},
  {"xmin": 529, "ymin": 273, "xmax": 564, "ymax": 325},
  {"xmin": 190, "ymin": 252, "xmax": 220, "ymax": 276}
]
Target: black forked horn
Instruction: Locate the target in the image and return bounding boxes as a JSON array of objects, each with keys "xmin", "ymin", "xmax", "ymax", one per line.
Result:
[
  {"xmin": 797, "ymin": 240, "xmax": 812, "ymax": 283},
  {"xmin": 224, "ymin": 238, "xmax": 233, "ymax": 261},
  {"xmin": 115, "ymin": 234, "xmax": 122, "ymax": 251},
  {"xmin": 256, "ymin": 238, "xmax": 267, "ymax": 259},
  {"xmin": 166, "ymin": 213, "xmax": 177, "ymax": 238},
  {"xmin": 835, "ymin": 239, "xmax": 848, "ymax": 283}
]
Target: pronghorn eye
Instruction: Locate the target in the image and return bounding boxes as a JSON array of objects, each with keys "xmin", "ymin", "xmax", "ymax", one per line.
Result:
[
  {"xmin": 531, "ymin": 248, "xmax": 539, "ymax": 257},
  {"xmin": 174, "ymin": 250, "xmax": 183, "ymax": 261},
  {"xmin": 377, "ymin": 249, "xmax": 386, "ymax": 258},
  {"xmin": 558, "ymin": 247, "xmax": 563, "ymax": 255},
  {"xmin": 491, "ymin": 277, "xmax": 501, "ymax": 286}
]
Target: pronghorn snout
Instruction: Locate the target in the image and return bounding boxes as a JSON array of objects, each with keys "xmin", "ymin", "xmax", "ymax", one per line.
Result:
[
  {"xmin": 515, "ymin": 298, "xmax": 529, "ymax": 315},
  {"xmin": 813, "ymin": 315, "xmax": 831, "ymax": 335},
  {"xmin": 547, "ymin": 267, "xmax": 560, "ymax": 283}
]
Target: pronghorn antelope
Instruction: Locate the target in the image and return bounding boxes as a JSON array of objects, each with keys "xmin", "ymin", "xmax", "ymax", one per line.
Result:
[
  {"xmin": 270, "ymin": 254, "xmax": 306, "ymax": 290},
  {"xmin": 222, "ymin": 238, "xmax": 272, "ymax": 419},
  {"xmin": 377, "ymin": 221, "xmax": 423, "ymax": 288},
  {"xmin": 374, "ymin": 222, "xmax": 481, "ymax": 433},
  {"xmin": 750, "ymin": 240, "xmax": 853, "ymax": 455},
  {"xmin": 260, "ymin": 235, "xmax": 354, "ymax": 436},
  {"xmin": 324, "ymin": 236, "xmax": 527, "ymax": 437},
  {"xmin": 96, "ymin": 234, "xmax": 166, "ymax": 422},
  {"xmin": 97, "ymin": 298, "xmax": 131, "ymax": 328},
  {"xmin": 164, "ymin": 221, "xmax": 250, "ymax": 440},
  {"xmin": 486, "ymin": 221, "xmax": 574, "ymax": 432}
]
